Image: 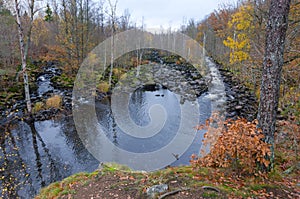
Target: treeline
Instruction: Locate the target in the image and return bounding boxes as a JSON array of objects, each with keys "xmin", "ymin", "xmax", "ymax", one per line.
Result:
[
  {"xmin": 0, "ymin": 0, "xmax": 132, "ymax": 75},
  {"xmin": 0, "ymin": 0, "xmax": 299, "ymax": 119},
  {"xmin": 182, "ymin": 0, "xmax": 299, "ymax": 120}
]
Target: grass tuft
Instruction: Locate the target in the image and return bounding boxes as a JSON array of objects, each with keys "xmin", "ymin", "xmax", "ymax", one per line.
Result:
[
  {"xmin": 32, "ymin": 101, "xmax": 44, "ymax": 113},
  {"xmin": 97, "ymin": 82, "xmax": 110, "ymax": 93},
  {"xmin": 46, "ymin": 95, "xmax": 62, "ymax": 109}
]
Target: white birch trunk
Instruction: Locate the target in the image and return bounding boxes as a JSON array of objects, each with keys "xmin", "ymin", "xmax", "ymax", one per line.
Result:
[{"xmin": 14, "ymin": 0, "xmax": 32, "ymax": 113}]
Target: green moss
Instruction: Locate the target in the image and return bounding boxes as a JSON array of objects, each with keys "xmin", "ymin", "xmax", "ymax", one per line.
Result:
[
  {"xmin": 101, "ymin": 162, "xmax": 132, "ymax": 173},
  {"xmin": 268, "ymin": 169, "xmax": 283, "ymax": 181},
  {"xmin": 173, "ymin": 166, "xmax": 194, "ymax": 174},
  {"xmin": 196, "ymin": 167, "xmax": 210, "ymax": 175},
  {"xmin": 87, "ymin": 171, "xmax": 99, "ymax": 177},
  {"xmin": 249, "ymin": 183, "xmax": 278, "ymax": 191},
  {"xmin": 8, "ymin": 84, "xmax": 22, "ymax": 93},
  {"xmin": 50, "ymin": 187, "xmax": 63, "ymax": 196},
  {"xmin": 219, "ymin": 184, "xmax": 235, "ymax": 192},
  {"xmin": 36, "ymin": 172, "xmax": 91, "ymax": 199},
  {"xmin": 60, "ymin": 190, "xmax": 70, "ymax": 195},
  {"xmin": 52, "ymin": 73, "xmax": 75, "ymax": 88},
  {"xmin": 202, "ymin": 191, "xmax": 219, "ymax": 198},
  {"xmin": 35, "ymin": 162, "xmax": 294, "ymax": 199},
  {"xmin": 27, "ymin": 62, "xmax": 39, "ymax": 70},
  {"xmin": 61, "ymin": 172, "xmax": 89, "ymax": 184}
]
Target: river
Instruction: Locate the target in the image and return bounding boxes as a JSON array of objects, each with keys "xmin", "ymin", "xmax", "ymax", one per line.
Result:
[{"xmin": 0, "ymin": 57, "xmax": 226, "ymax": 198}]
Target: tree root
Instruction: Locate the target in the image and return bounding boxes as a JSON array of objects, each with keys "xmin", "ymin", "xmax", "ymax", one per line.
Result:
[
  {"xmin": 157, "ymin": 185, "xmax": 220, "ymax": 198},
  {"xmin": 201, "ymin": 186, "xmax": 220, "ymax": 192},
  {"xmin": 158, "ymin": 188, "xmax": 190, "ymax": 199}
]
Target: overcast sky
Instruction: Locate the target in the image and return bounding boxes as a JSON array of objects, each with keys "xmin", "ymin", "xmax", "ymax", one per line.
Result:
[{"xmin": 115, "ymin": 0, "xmax": 237, "ymax": 31}]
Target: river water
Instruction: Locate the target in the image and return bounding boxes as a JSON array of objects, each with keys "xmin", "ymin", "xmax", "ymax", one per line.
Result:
[{"xmin": 0, "ymin": 57, "xmax": 226, "ymax": 198}]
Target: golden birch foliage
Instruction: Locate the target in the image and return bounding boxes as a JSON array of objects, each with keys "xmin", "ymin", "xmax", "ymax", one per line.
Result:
[{"xmin": 223, "ymin": 5, "xmax": 254, "ymax": 64}]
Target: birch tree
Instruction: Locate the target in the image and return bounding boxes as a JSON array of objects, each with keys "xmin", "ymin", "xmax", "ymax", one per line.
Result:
[
  {"xmin": 12, "ymin": 0, "xmax": 38, "ymax": 113},
  {"xmin": 107, "ymin": 0, "xmax": 117, "ymax": 87},
  {"xmin": 223, "ymin": 4, "xmax": 253, "ymax": 66}
]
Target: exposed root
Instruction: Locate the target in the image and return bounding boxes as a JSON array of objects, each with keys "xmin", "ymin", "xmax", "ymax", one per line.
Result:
[
  {"xmin": 158, "ymin": 188, "xmax": 190, "ymax": 199},
  {"xmin": 202, "ymin": 186, "xmax": 220, "ymax": 192}
]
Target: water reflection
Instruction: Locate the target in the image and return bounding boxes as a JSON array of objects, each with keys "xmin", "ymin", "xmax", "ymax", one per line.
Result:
[
  {"xmin": 1, "ymin": 57, "xmax": 226, "ymax": 198},
  {"xmin": 0, "ymin": 90, "xmax": 210, "ymax": 198},
  {"xmin": 95, "ymin": 85, "xmax": 211, "ymax": 165},
  {"xmin": 0, "ymin": 118, "xmax": 98, "ymax": 199},
  {"xmin": 96, "ymin": 86, "xmax": 182, "ymax": 153},
  {"xmin": 0, "ymin": 83, "xmax": 215, "ymax": 198}
]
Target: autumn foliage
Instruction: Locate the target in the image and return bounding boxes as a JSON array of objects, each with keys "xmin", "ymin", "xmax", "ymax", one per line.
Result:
[
  {"xmin": 191, "ymin": 117, "xmax": 271, "ymax": 175},
  {"xmin": 46, "ymin": 94, "xmax": 62, "ymax": 109},
  {"xmin": 194, "ymin": 1, "xmax": 300, "ymax": 124},
  {"xmin": 223, "ymin": 5, "xmax": 253, "ymax": 64}
]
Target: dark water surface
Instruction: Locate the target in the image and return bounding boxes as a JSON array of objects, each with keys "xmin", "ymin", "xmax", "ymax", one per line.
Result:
[
  {"xmin": 0, "ymin": 87, "xmax": 210, "ymax": 199},
  {"xmin": 0, "ymin": 117, "xmax": 99, "ymax": 198},
  {"xmin": 0, "ymin": 58, "xmax": 225, "ymax": 198}
]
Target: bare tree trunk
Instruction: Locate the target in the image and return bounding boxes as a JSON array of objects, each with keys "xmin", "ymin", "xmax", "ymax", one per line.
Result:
[
  {"xmin": 85, "ymin": 0, "xmax": 90, "ymax": 59},
  {"xmin": 202, "ymin": 32, "xmax": 206, "ymax": 66},
  {"xmin": 62, "ymin": 0, "xmax": 69, "ymax": 34},
  {"xmin": 14, "ymin": 0, "xmax": 33, "ymax": 113},
  {"xmin": 108, "ymin": 28, "xmax": 114, "ymax": 87},
  {"xmin": 257, "ymin": 0, "xmax": 291, "ymax": 170},
  {"xmin": 107, "ymin": 0, "xmax": 117, "ymax": 88},
  {"xmin": 136, "ymin": 49, "xmax": 140, "ymax": 77},
  {"xmin": 79, "ymin": 0, "xmax": 84, "ymax": 62}
]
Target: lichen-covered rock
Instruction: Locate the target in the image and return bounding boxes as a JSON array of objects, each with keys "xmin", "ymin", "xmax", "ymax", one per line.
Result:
[{"xmin": 146, "ymin": 184, "xmax": 168, "ymax": 198}]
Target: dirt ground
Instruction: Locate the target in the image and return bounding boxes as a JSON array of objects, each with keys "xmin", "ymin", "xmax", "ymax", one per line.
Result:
[{"xmin": 53, "ymin": 167, "xmax": 299, "ymax": 199}]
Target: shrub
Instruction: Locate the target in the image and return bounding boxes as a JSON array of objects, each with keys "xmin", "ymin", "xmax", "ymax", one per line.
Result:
[
  {"xmin": 112, "ymin": 68, "xmax": 123, "ymax": 77},
  {"xmin": 32, "ymin": 101, "xmax": 45, "ymax": 113},
  {"xmin": 97, "ymin": 81, "xmax": 110, "ymax": 93},
  {"xmin": 46, "ymin": 95, "xmax": 62, "ymax": 109},
  {"xmin": 191, "ymin": 117, "xmax": 271, "ymax": 175}
]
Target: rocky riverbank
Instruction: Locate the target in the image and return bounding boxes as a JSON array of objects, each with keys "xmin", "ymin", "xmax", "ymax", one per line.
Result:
[
  {"xmin": 218, "ymin": 67, "xmax": 258, "ymax": 121},
  {"xmin": 113, "ymin": 63, "xmax": 208, "ymax": 103},
  {"xmin": 1, "ymin": 57, "xmax": 259, "ymax": 125}
]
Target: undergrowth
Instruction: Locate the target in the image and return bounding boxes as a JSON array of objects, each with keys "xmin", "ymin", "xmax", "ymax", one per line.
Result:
[{"xmin": 191, "ymin": 117, "xmax": 271, "ymax": 175}]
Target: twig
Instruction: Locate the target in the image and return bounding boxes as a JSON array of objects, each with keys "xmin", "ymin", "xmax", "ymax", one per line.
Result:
[{"xmin": 158, "ymin": 188, "xmax": 190, "ymax": 199}]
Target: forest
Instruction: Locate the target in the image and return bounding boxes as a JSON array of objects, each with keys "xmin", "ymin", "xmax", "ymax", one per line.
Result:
[
  {"xmin": 0, "ymin": 0, "xmax": 298, "ymax": 119},
  {"xmin": 0, "ymin": 0, "xmax": 299, "ymax": 198}
]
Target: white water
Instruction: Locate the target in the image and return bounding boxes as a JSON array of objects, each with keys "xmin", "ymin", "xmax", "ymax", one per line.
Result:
[{"xmin": 204, "ymin": 57, "xmax": 227, "ymax": 115}]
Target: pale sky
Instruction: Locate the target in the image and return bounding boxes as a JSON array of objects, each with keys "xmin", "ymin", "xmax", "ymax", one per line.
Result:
[{"xmin": 115, "ymin": 0, "xmax": 237, "ymax": 31}]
